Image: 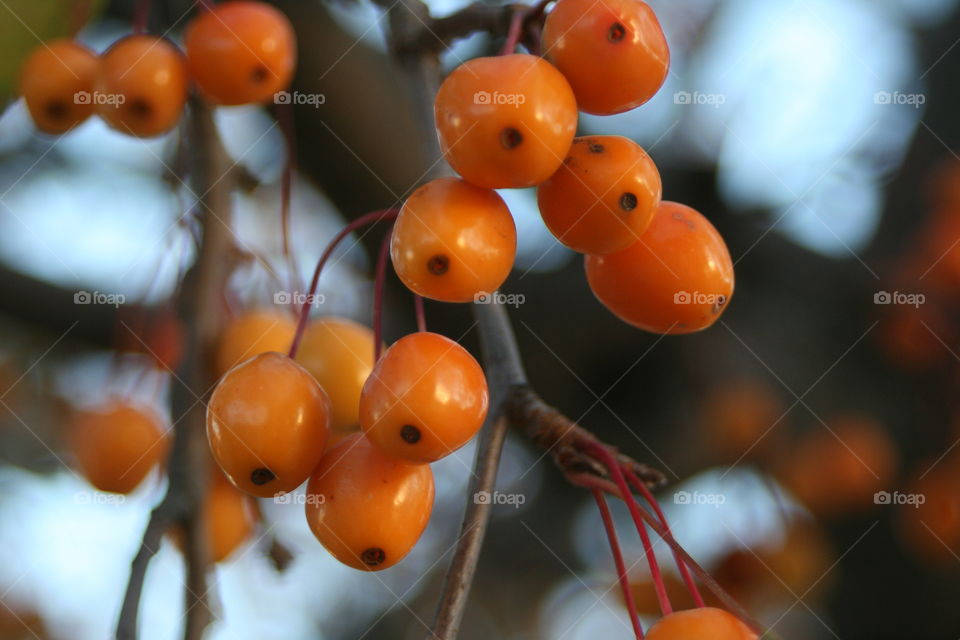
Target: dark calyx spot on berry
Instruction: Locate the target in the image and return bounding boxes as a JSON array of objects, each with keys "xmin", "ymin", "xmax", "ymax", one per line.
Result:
[
  {"xmin": 672, "ymin": 212, "xmax": 696, "ymax": 230},
  {"xmin": 251, "ymin": 467, "xmax": 276, "ymax": 485},
  {"xmin": 500, "ymin": 127, "xmax": 523, "ymax": 149},
  {"xmin": 361, "ymin": 547, "xmax": 386, "ymax": 567},
  {"xmin": 588, "ymin": 142, "xmax": 605, "ymax": 154},
  {"xmin": 619, "ymin": 192, "xmax": 638, "ymax": 212},
  {"xmin": 400, "ymin": 424, "xmax": 421, "ymax": 444},
  {"xmin": 712, "ymin": 295, "xmax": 728, "ymax": 314},
  {"xmin": 250, "ymin": 65, "xmax": 269, "ymax": 84},
  {"xmin": 427, "ymin": 254, "xmax": 450, "ymax": 275},
  {"xmin": 608, "ymin": 22, "xmax": 627, "ymax": 43},
  {"xmin": 45, "ymin": 101, "xmax": 68, "ymax": 120},
  {"xmin": 128, "ymin": 98, "xmax": 153, "ymax": 120}
]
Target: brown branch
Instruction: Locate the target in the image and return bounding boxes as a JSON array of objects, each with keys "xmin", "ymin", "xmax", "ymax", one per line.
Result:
[{"xmin": 116, "ymin": 98, "xmax": 235, "ymax": 640}]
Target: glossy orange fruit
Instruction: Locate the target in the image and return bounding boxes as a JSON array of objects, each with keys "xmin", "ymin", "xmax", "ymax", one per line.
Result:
[
  {"xmin": 19, "ymin": 39, "xmax": 99, "ymax": 134},
  {"xmin": 206, "ymin": 351, "xmax": 330, "ymax": 497},
  {"xmin": 585, "ymin": 201, "xmax": 734, "ymax": 334},
  {"xmin": 294, "ymin": 317, "xmax": 376, "ymax": 432},
  {"xmin": 646, "ymin": 608, "xmax": 758, "ymax": 640},
  {"xmin": 96, "ymin": 35, "xmax": 188, "ymax": 137},
  {"xmin": 538, "ymin": 135, "xmax": 661, "ymax": 254},
  {"xmin": 434, "ymin": 54, "xmax": 577, "ymax": 188},
  {"xmin": 543, "ymin": 0, "xmax": 669, "ymax": 115},
  {"xmin": 360, "ymin": 332, "xmax": 488, "ymax": 463},
  {"xmin": 305, "ymin": 433, "xmax": 434, "ymax": 571},
  {"xmin": 215, "ymin": 309, "xmax": 297, "ymax": 378},
  {"xmin": 67, "ymin": 402, "xmax": 170, "ymax": 494},
  {"xmin": 184, "ymin": 1, "xmax": 296, "ymax": 105},
  {"xmin": 391, "ymin": 177, "xmax": 517, "ymax": 302}
]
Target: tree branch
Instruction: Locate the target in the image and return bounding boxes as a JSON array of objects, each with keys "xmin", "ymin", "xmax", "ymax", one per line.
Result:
[{"xmin": 116, "ymin": 99, "xmax": 234, "ymax": 640}]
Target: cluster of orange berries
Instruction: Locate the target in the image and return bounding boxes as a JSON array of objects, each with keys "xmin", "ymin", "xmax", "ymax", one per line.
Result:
[
  {"xmin": 405, "ymin": 0, "xmax": 735, "ymax": 334},
  {"xmin": 18, "ymin": 1, "xmax": 295, "ymax": 136},
  {"xmin": 205, "ymin": 306, "xmax": 488, "ymax": 570}
]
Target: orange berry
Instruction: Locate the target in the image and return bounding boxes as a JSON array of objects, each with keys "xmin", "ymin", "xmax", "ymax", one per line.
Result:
[
  {"xmin": 779, "ymin": 414, "xmax": 897, "ymax": 516},
  {"xmin": 170, "ymin": 471, "xmax": 258, "ymax": 563},
  {"xmin": 700, "ymin": 379, "xmax": 782, "ymax": 461},
  {"xmin": 434, "ymin": 54, "xmax": 577, "ymax": 188},
  {"xmin": 305, "ymin": 433, "xmax": 434, "ymax": 571},
  {"xmin": 96, "ymin": 35, "xmax": 188, "ymax": 137},
  {"xmin": 646, "ymin": 608, "xmax": 757, "ymax": 640},
  {"xmin": 206, "ymin": 352, "xmax": 330, "ymax": 497},
  {"xmin": 391, "ymin": 177, "xmax": 517, "ymax": 302},
  {"xmin": 543, "ymin": 0, "xmax": 669, "ymax": 115},
  {"xmin": 19, "ymin": 39, "xmax": 98, "ymax": 134},
  {"xmin": 184, "ymin": 1, "xmax": 296, "ymax": 105},
  {"xmin": 360, "ymin": 332, "xmax": 488, "ymax": 463},
  {"xmin": 203, "ymin": 472, "xmax": 258, "ymax": 562},
  {"xmin": 215, "ymin": 309, "xmax": 297, "ymax": 378},
  {"xmin": 294, "ymin": 317, "xmax": 376, "ymax": 432},
  {"xmin": 67, "ymin": 402, "xmax": 170, "ymax": 494},
  {"xmin": 585, "ymin": 201, "xmax": 734, "ymax": 334},
  {"xmin": 538, "ymin": 135, "xmax": 661, "ymax": 254}
]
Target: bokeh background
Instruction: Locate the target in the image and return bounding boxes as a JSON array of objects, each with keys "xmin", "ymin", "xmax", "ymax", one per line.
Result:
[{"xmin": 1, "ymin": 0, "xmax": 960, "ymax": 638}]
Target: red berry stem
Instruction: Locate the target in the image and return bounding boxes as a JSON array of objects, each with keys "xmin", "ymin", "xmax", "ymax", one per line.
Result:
[
  {"xmin": 287, "ymin": 209, "xmax": 399, "ymax": 359},
  {"xmin": 586, "ymin": 441, "xmax": 673, "ymax": 616},
  {"xmin": 414, "ymin": 294, "xmax": 427, "ymax": 332},
  {"xmin": 132, "ymin": 0, "xmax": 151, "ymax": 34},
  {"xmin": 499, "ymin": 0, "xmax": 552, "ymax": 56},
  {"xmin": 373, "ymin": 226, "xmax": 394, "ymax": 362},
  {"xmin": 277, "ymin": 102, "xmax": 303, "ymax": 300},
  {"xmin": 625, "ymin": 469, "xmax": 706, "ymax": 608},
  {"xmin": 593, "ymin": 488, "xmax": 645, "ymax": 639}
]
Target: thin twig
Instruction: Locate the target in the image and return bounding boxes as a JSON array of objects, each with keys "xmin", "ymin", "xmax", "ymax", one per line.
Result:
[{"xmin": 116, "ymin": 99, "xmax": 235, "ymax": 640}]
